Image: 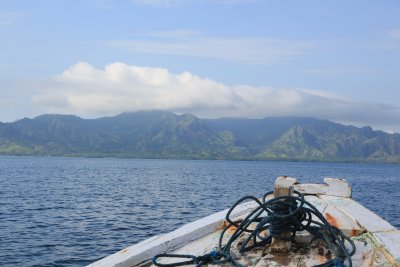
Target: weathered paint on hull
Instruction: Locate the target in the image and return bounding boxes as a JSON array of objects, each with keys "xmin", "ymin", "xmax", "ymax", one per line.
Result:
[{"xmin": 87, "ymin": 178, "xmax": 400, "ymax": 267}]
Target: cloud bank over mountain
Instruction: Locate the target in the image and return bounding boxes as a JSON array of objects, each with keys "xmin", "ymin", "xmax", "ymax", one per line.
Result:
[{"xmin": 26, "ymin": 62, "xmax": 400, "ymax": 133}]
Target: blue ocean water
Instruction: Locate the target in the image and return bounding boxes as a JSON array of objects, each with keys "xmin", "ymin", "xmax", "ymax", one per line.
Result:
[{"xmin": 0, "ymin": 156, "xmax": 399, "ymax": 267}]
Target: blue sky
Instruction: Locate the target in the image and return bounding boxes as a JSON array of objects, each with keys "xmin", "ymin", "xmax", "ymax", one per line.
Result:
[{"xmin": 1, "ymin": 0, "xmax": 400, "ymax": 132}]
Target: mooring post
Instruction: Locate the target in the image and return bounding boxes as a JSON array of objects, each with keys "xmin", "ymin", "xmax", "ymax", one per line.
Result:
[{"xmin": 271, "ymin": 176, "xmax": 297, "ymax": 253}]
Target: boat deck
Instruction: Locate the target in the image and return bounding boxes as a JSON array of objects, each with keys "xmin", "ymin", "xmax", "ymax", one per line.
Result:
[{"xmin": 88, "ymin": 178, "xmax": 400, "ymax": 267}]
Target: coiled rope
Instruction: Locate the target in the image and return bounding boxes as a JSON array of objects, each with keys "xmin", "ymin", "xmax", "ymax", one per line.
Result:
[{"xmin": 153, "ymin": 190, "xmax": 356, "ymax": 267}]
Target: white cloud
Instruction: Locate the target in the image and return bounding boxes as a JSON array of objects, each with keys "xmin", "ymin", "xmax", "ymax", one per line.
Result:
[
  {"xmin": 107, "ymin": 36, "xmax": 313, "ymax": 64},
  {"xmin": 0, "ymin": 11, "xmax": 24, "ymax": 26},
  {"xmin": 299, "ymin": 88, "xmax": 347, "ymax": 100},
  {"xmin": 388, "ymin": 29, "xmax": 400, "ymax": 39},
  {"xmin": 0, "ymin": 95, "xmax": 12, "ymax": 106},
  {"xmin": 148, "ymin": 29, "xmax": 200, "ymax": 39},
  {"xmin": 25, "ymin": 61, "xmax": 400, "ymax": 133},
  {"xmin": 304, "ymin": 67, "xmax": 379, "ymax": 75}
]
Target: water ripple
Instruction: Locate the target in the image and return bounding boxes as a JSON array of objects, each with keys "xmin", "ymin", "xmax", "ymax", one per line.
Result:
[{"xmin": 0, "ymin": 156, "xmax": 399, "ymax": 267}]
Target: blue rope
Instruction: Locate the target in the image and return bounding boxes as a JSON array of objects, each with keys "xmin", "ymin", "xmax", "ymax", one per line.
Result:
[{"xmin": 152, "ymin": 191, "xmax": 356, "ymax": 267}]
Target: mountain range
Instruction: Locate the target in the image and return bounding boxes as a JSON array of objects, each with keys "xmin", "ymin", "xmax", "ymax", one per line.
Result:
[{"xmin": 0, "ymin": 111, "xmax": 399, "ymax": 163}]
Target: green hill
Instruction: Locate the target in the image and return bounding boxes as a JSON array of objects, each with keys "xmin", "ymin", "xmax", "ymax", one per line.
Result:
[{"xmin": 0, "ymin": 111, "xmax": 399, "ymax": 163}]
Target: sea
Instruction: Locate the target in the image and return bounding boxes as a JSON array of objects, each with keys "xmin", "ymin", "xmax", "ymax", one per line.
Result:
[{"xmin": 0, "ymin": 156, "xmax": 399, "ymax": 267}]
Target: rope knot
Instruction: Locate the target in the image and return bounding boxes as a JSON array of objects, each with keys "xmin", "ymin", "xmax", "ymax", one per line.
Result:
[
  {"xmin": 152, "ymin": 190, "xmax": 356, "ymax": 267},
  {"xmin": 195, "ymin": 250, "xmax": 222, "ymax": 263},
  {"xmin": 194, "ymin": 251, "xmax": 222, "ymax": 266}
]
